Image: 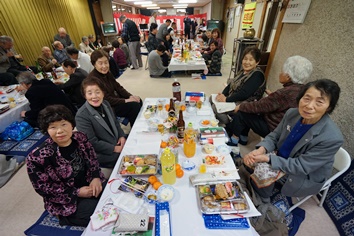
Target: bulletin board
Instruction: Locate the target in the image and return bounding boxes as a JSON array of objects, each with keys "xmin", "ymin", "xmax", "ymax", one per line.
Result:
[{"xmin": 282, "ymin": 0, "xmax": 312, "ymax": 24}]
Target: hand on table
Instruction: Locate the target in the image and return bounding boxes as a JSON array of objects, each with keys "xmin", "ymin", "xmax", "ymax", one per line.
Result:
[{"xmin": 89, "ymin": 178, "xmax": 103, "ymax": 198}]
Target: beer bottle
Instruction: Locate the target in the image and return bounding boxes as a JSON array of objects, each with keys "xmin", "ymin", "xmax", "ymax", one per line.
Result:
[
  {"xmin": 168, "ymin": 98, "xmax": 175, "ymax": 118},
  {"xmin": 172, "ymin": 78, "xmax": 181, "ymax": 102},
  {"xmin": 177, "ymin": 110, "xmax": 185, "ymax": 143}
]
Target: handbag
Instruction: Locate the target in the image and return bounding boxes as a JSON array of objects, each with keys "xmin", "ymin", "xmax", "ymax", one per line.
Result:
[
  {"xmin": 113, "ymin": 213, "xmax": 149, "ymax": 233},
  {"xmin": 250, "ymin": 162, "xmax": 286, "ymax": 188},
  {"xmin": 0, "ymin": 121, "xmax": 34, "ymax": 141}
]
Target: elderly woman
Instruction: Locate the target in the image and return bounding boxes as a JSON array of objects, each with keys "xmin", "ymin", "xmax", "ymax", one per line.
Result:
[
  {"xmin": 76, "ymin": 77, "xmax": 126, "ymax": 171},
  {"xmin": 212, "ymin": 46, "xmax": 266, "ymax": 124},
  {"xmin": 27, "ymin": 105, "xmax": 105, "ymax": 226},
  {"xmin": 17, "ymin": 71, "xmax": 75, "ymax": 127},
  {"xmin": 58, "ymin": 59, "xmax": 87, "ymax": 107},
  {"xmin": 87, "ymin": 50, "xmax": 142, "ymax": 126},
  {"xmin": 244, "ymin": 79, "xmax": 343, "ymax": 198},
  {"xmin": 226, "ymin": 55, "xmax": 313, "ymax": 145},
  {"xmin": 79, "ymin": 36, "xmax": 94, "ymax": 54},
  {"xmin": 203, "ymin": 28, "xmax": 224, "ymax": 55}
]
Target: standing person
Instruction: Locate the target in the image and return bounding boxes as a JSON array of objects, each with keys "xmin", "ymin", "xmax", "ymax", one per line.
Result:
[
  {"xmin": 53, "ymin": 41, "xmax": 70, "ymax": 64},
  {"xmin": 157, "ymin": 19, "xmax": 171, "ymax": 41},
  {"xmin": 59, "ymin": 59, "xmax": 87, "ymax": 107},
  {"xmin": 66, "ymin": 47, "xmax": 94, "ymax": 74},
  {"xmin": 168, "ymin": 22, "xmax": 178, "ymax": 41},
  {"xmin": 27, "ymin": 104, "xmax": 105, "ymax": 227},
  {"xmin": 148, "ymin": 45, "xmax": 170, "ymax": 78},
  {"xmin": 87, "ymin": 50, "xmax": 142, "ymax": 126},
  {"xmin": 119, "ymin": 15, "xmax": 143, "ymax": 70},
  {"xmin": 54, "ymin": 27, "xmax": 74, "ymax": 48},
  {"xmin": 88, "ymin": 35, "xmax": 96, "ymax": 50},
  {"xmin": 79, "ymin": 36, "xmax": 94, "ymax": 54},
  {"xmin": 226, "ymin": 56, "xmax": 313, "ymax": 146},
  {"xmin": 37, "ymin": 46, "xmax": 60, "ymax": 72},
  {"xmin": 183, "ymin": 14, "xmax": 192, "ymax": 39},
  {"xmin": 191, "ymin": 18, "xmax": 197, "ymax": 39},
  {"xmin": 17, "ymin": 72, "xmax": 75, "ymax": 127},
  {"xmin": 149, "ymin": 12, "xmax": 157, "ymax": 26},
  {"xmin": 76, "ymin": 77, "xmax": 126, "ymax": 170},
  {"xmin": 117, "ymin": 36, "xmax": 131, "ymax": 66}
]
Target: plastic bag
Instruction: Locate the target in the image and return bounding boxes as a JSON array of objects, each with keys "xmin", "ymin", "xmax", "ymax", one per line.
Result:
[{"xmin": 0, "ymin": 121, "xmax": 34, "ymax": 141}]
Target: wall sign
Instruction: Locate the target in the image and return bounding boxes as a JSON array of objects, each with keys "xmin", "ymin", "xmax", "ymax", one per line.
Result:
[{"xmin": 282, "ymin": 0, "xmax": 312, "ymax": 24}]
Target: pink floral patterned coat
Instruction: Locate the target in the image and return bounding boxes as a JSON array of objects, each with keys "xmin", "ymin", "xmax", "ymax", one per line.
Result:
[{"xmin": 26, "ymin": 131, "xmax": 105, "ymax": 216}]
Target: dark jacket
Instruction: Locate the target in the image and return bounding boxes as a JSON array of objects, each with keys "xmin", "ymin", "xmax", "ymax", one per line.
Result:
[
  {"xmin": 122, "ymin": 19, "xmax": 140, "ymax": 42},
  {"xmin": 53, "ymin": 34, "xmax": 74, "ymax": 48},
  {"xmin": 146, "ymin": 33, "xmax": 159, "ymax": 53},
  {"xmin": 37, "ymin": 54, "xmax": 60, "ymax": 72},
  {"xmin": 25, "ymin": 79, "xmax": 75, "ymax": 125},
  {"xmin": 57, "ymin": 68, "xmax": 87, "ymax": 106}
]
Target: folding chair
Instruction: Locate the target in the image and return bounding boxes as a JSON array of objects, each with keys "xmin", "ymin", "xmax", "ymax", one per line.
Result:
[{"xmin": 289, "ymin": 147, "xmax": 351, "ymax": 212}]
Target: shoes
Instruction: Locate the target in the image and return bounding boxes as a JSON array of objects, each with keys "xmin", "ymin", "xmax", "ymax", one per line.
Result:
[
  {"xmin": 238, "ymin": 139, "xmax": 248, "ymax": 146},
  {"xmin": 226, "ymin": 141, "xmax": 238, "ymax": 147}
]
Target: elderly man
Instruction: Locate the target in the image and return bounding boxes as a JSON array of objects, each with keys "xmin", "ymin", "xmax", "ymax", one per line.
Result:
[
  {"xmin": 119, "ymin": 15, "xmax": 142, "ymax": 70},
  {"xmin": 66, "ymin": 47, "xmax": 93, "ymax": 74},
  {"xmin": 88, "ymin": 35, "xmax": 96, "ymax": 50},
  {"xmin": 54, "ymin": 27, "xmax": 74, "ymax": 48},
  {"xmin": 17, "ymin": 71, "xmax": 75, "ymax": 127},
  {"xmin": 79, "ymin": 36, "xmax": 94, "ymax": 54},
  {"xmin": 156, "ymin": 19, "xmax": 171, "ymax": 41},
  {"xmin": 53, "ymin": 41, "xmax": 70, "ymax": 64},
  {"xmin": 0, "ymin": 35, "xmax": 37, "ymax": 76},
  {"xmin": 37, "ymin": 46, "xmax": 60, "ymax": 72}
]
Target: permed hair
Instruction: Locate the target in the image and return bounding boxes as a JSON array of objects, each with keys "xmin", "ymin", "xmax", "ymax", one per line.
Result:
[
  {"xmin": 38, "ymin": 105, "xmax": 75, "ymax": 134},
  {"xmin": 283, "ymin": 55, "xmax": 313, "ymax": 84}
]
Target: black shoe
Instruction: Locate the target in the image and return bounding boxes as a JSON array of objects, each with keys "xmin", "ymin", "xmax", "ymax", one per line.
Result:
[
  {"xmin": 238, "ymin": 139, "xmax": 248, "ymax": 146},
  {"xmin": 226, "ymin": 141, "xmax": 238, "ymax": 147}
]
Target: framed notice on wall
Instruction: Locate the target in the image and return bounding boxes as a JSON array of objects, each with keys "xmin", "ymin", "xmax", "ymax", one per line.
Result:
[{"xmin": 282, "ymin": 0, "xmax": 312, "ymax": 24}]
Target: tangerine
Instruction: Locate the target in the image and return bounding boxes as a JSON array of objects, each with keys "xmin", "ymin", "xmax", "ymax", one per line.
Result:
[
  {"xmin": 175, "ymin": 163, "xmax": 181, "ymax": 170},
  {"xmin": 180, "ymin": 105, "xmax": 186, "ymax": 111},
  {"xmin": 165, "ymin": 104, "xmax": 170, "ymax": 111},
  {"xmin": 176, "ymin": 169, "xmax": 184, "ymax": 178},
  {"xmin": 153, "ymin": 181, "xmax": 163, "ymax": 190},
  {"xmin": 160, "ymin": 141, "xmax": 168, "ymax": 148},
  {"xmin": 148, "ymin": 176, "xmax": 158, "ymax": 184}
]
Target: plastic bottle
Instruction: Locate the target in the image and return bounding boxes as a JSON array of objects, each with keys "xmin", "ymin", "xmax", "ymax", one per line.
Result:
[
  {"xmin": 183, "ymin": 122, "xmax": 196, "ymax": 158},
  {"xmin": 160, "ymin": 148, "xmax": 176, "ymax": 185},
  {"xmin": 172, "ymin": 78, "xmax": 181, "ymax": 101},
  {"xmin": 177, "ymin": 110, "xmax": 185, "ymax": 143}
]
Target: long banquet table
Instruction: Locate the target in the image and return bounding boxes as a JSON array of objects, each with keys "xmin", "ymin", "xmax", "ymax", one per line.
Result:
[{"xmin": 82, "ymin": 98, "xmax": 258, "ymax": 236}]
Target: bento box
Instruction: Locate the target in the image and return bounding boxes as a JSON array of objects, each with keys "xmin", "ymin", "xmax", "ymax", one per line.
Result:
[
  {"xmin": 119, "ymin": 154, "xmax": 158, "ymax": 176},
  {"xmin": 195, "ymin": 180, "xmax": 250, "ymax": 214}
]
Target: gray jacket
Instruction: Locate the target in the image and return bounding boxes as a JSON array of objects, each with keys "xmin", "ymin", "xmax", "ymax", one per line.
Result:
[
  {"xmin": 75, "ymin": 100, "xmax": 125, "ymax": 167},
  {"xmin": 156, "ymin": 23, "xmax": 168, "ymax": 40},
  {"xmin": 257, "ymin": 108, "xmax": 343, "ymax": 197}
]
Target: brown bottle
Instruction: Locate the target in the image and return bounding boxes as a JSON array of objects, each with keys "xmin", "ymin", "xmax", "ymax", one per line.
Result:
[
  {"xmin": 181, "ymin": 45, "xmax": 184, "ymax": 59},
  {"xmin": 168, "ymin": 98, "xmax": 175, "ymax": 117},
  {"xmin": 51, "ymin": 71, "xmax": 58, "ymax": 80},
  {"xmin": 177, "ymin": 110, "xmax": 185, "ymax": 143},
  {"xmin": 172, "ymin": 79, "xmax": 181, "ymax": 101}
]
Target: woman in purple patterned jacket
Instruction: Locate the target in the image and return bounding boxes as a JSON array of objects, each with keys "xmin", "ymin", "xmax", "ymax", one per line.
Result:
[{"xmin": 26, "ymin": 105, "xmax": 105, "ymax": 227}]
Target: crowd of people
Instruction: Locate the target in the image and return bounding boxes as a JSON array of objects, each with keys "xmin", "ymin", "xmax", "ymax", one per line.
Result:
[{"xmin": 0, "ymin": 13, "xmax": 344, "ymax": 234}]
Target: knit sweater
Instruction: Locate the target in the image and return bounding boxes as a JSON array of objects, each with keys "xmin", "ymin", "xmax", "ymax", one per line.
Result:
[{"xmin": 238, "ymin": 82, "xmax": 303, "ymax": 131}]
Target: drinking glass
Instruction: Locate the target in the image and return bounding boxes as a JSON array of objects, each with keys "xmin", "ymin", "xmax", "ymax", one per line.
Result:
[
  {"xmin": 196, "ymin": 100, "xmax": 203, "ymax": 109},
  {"xmin": 158, "ymin": 124, "xmax": 165, "ymax": 135}
]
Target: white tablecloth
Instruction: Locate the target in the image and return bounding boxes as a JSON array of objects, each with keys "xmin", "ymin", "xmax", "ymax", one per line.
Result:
[
  {"xmin": 168, "ymin": 58, "xmax": 207, "ymax": 72},
  {"xmin": 0, "ymin": 85, "xmax": 29, "ymax": 133},
  {"xmin": 82, "ymin": 98, "xmax": 258, "ymax": 236}
]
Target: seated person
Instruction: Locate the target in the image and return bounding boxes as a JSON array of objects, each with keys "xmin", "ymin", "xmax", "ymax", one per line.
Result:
[
  {"xmin": 88, "ymin": 35, "xmax": 96, "ymax": 50},
  {"xmin": 0, "ymin": 72, "xmax": 17, "ymax": 86},
  {"xmin": 79, "ymin": 36, "xmax": 94, "ymax": 55},
  {"xmin": 37, "ymin": 46, "xmax": 60, "ymax": 72},
  {"xmin": 226, "ymin": 56, "xmax": 313, "ymax": 146},
  {"xmin": 102, "ymin": 46, "xmax": 120, "ymax": 78},
  {"xmin": 147, "ymin": 24, "xmax": 169, "ymax": 66},
  {"xmin": 53, "ymin": 27, "xmax": 74, "ymax": 48},
  {"xmin": 243, "ymin": 79, "xmax": 343, "ymax": 199},
  {"xmin": 53, "ymin": 41, "xmax": 70, "ymax": 64},
  {"xmin": 211, "ymin": 46, "xmax": 265, "ymax": 125},
  {"xmin": 27, "ymin": 104, "xmax": 105, "ymax": 226},
  {"xmin": 76, "ymin": 77, "xmax": 126, "ymax": 170},
  {"xmin": 0, "ymin": 35, "xmax": 37, "ymax": 76},
  {"xmin": 58, "ymin": 59, "xmax": 87, "ymax": 107},
  {"xmin": 203, "ymin": 28, "xmax": 224, "ymax": 55},
  {"xmin": 148, "ymin": 45, "xmax": 171, "ymax": 78},
  {"xmin": 112, "ymin": 40, "xmax": 128, "ymax": 69},
  {"xmin": 94, "ymin": 36, "xmax": 103, "ymax": 49},
  {"xmin": 117, "ymin": 37, "xmax": 130, "ymax": 67},
  {"xmin": 66, "ymin": 47, "xmax": 94, "ymax": 74},
  {"xmin": 203, "ymin": 41, "xmax": 222, "ymax": 75},
  {"xmin": 200, "ymin": 29, "xmax": 212, "ymax": 50},
  {"xmin": 162, "ymin": 33, "xmax": 173, "ymax": 54},
  {"xmin": 17, "ymin": 71, "xmax": 75, "ymax": 127},
  {"xmin": 87, "ymin": 50, "xmax": 142, "ymax": 126}
]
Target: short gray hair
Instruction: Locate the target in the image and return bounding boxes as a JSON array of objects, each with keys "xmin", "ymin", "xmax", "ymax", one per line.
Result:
[
  {"xmin": 81, "ymin": 36, "xmax": 88, "ymax": 42},
  {"xmin": 119, "ymin": 15, "xmax": 127, "ymax": 22},
  {"xmin": 0, "ymin": 35, "xmax": 13, "ymax": 44},
  {"xmin": 283, "ymin": 55, "xmax": 313, "ymax": 84},
  {"xmin": 16, "ymin": 72, "xmax": 35, "ymax": 85}
]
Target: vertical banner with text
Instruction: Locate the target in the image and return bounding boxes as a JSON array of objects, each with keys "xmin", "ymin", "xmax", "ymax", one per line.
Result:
[{"xmin": 242, "ymin": 2, "xmax": 257, "ymax": 29}]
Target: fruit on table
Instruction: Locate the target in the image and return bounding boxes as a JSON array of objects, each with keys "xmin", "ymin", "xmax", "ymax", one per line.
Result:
[
  {"xmin": 160, "ymin": 141, "xmax": 168, "ymax": 148},
  {"xmin": 153, "ymin": 181, "xmax": 163, "ymax": 190},
  {"xmin": 148, "ymin": 176, "xmax": 158, "ymax": 184},
  {"xmin": 175, "ymin": 163, "xmax": 181, "ymax": 170},
  {"xmin": 176, "ymin": 169, "xmax": 184, "ymax": 178}
]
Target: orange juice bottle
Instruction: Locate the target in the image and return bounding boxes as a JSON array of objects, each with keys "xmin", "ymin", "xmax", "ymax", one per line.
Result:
[{"xmin": 183, "ymin": 122, "xmax": 196, "ymax": 158}]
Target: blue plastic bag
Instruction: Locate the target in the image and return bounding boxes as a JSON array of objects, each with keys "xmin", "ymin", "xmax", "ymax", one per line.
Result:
[{"xmin": 0, "ymin": 121, "xmax": 34, "ymax": 141}]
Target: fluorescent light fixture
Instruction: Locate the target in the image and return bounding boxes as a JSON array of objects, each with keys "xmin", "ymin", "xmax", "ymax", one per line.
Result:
[
  {"xmin": 158, "ymin": 9, "xmax": 167, "ymax": 12},
  {"xmin": 147, "ymin": 7, "xmax": 160, "ymax": 9},
  {"xmin": 141, "ymin": 4, "xmax": 157, "ymax": 7},
  {"xmin": 178, "ymin": 0, "xmax": 196, "ymax": 2},
  {"xmin": 134, "ymin": 1, "xmax": 152, "ymax": 4},
  {"xmin": 176, "ymin": 8, "xmax": 186, "ymax": 11},
  {"xmin": 123, "ymin": 0, "xmax": 135, "ymax": 2},
  {"xmin": 173, "ymin": 4, "xmax": 188, "ymax": 7}
]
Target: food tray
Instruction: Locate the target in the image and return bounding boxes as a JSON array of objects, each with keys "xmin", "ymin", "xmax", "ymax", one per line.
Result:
[
  {"xmin": 119, "ymin": 154, "xmax": 158, "ymax": 176},
  {"xmin": 145, "ymin": 105, "xmax": 157, "ymax": 113},
  {"xmin": 203, "ymin": 155, "xmax": 225, "ymax": 167},
  {"xmin": 118, "ymin": 176, "xmax": 150, "ymax": 198},
  {"xmin": 196, "ymin": 181, "xmax": 250, "ymax": 214}
]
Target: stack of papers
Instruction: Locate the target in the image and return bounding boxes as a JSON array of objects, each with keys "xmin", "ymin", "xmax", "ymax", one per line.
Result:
[{"xmin": 211, "ymin": 94, "xmax": 236, "ymax": 113}]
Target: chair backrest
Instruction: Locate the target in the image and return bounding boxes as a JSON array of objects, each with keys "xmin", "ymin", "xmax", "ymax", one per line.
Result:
[{"xmin": 326, "ymin": 147, "xmax": 351, "ymax": 185}]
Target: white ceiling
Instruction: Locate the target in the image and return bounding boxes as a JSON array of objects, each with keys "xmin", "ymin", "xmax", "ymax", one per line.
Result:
[{"xmin": 112, "ymin": 0, "xmax": 211, "ymax": 9}]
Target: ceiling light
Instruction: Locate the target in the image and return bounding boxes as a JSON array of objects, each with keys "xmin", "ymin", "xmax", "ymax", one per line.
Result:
[
  {"xmin": 147, "ymin": 7, "xmax": 160, "ymax": 9},
  {"xmin": 158, "ymin": 9, "xmax": 167, "ymax": 12},
  {"xmin": 178, "ymin": 0, "xmax": 196, "ymax": 2},
  {"xmin": 134, "ymin": 1, "xmax": 152, "ymax": 4},
  {"xmin": 141, "ymin": 4, "xmax": 157, "ymax": 7},
  {"xmin": 176, "ymin": 8, "xmax": 187, "ymax": 12},
  {"xmin": 123, "ymin": 0, "xmax": 135, "ymax": 2},
  {"xmin": 173, "ymin": 4, "xmax": 188, "ymax": 7}
]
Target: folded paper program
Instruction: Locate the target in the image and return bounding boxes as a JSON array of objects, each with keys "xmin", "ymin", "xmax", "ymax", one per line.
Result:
[{"xmin": 211, "ymin": 94, "xmax": 236, "ymax": 113}]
